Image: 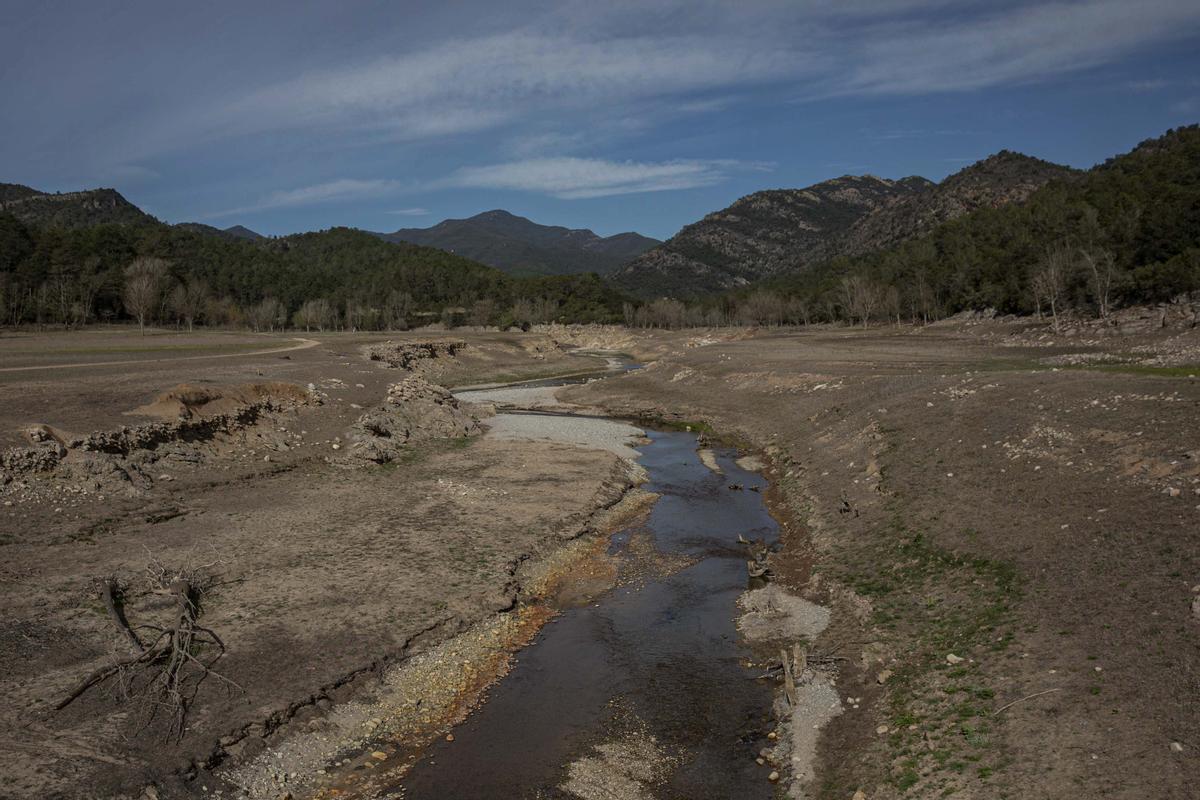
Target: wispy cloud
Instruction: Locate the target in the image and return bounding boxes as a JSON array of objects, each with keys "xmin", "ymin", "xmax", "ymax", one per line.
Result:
[
  {"xmin": 97, "ymin": 1, "xmax": 1200, "ymax": 169},
  {"xmin": 826, "ymin": 0, "xmax": 1200, "ymax": 97},
  {"xmin": 386, "ymin": 207, "xmax": 430, "ymax": 216},
  {"xmin": 1124, "ymin": 79, "xmax": 1171, "ymax": 92},
  {"xmin": 439, "ymin": 157, "xmax": 772, "ymax": 199},
  {"xmin": 207, "ymin": 178, "xmax": 402, "ymax": 218},
  {"xmin": 859, "ymin": 128, "xmax": 980, "ymax": 141}
]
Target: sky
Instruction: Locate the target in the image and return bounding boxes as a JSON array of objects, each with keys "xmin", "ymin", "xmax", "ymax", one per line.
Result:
[{"xmin": 2, "ymin": 1, "xmax": 1199, "ymax": 241}]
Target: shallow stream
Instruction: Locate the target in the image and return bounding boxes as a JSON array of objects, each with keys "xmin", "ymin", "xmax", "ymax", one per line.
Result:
[{"xmin": 393, "ymin": 362, "xmax": 783, "ymax": 798}]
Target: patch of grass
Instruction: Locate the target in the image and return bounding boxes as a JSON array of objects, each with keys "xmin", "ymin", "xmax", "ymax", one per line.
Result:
[
  {"xmin": 823, "ymin": 510, "xmax": 1021, "ymax": 797},
  {"xmin": 1065, "ymin": 362, "xmax": 1200, "ymax": 378}
]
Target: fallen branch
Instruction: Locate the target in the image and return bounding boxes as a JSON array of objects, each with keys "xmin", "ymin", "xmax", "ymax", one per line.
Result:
[
  {"xmin": 993, "ymin": 688, "xmax": 1061, "ymax": 715},
  {"xmin": 56, "ymin": 567, "xmax": 240, "ymax": 741},
  {"xmin": 99, "ymin": 577, "xmax": 143, "ymax": 654}
]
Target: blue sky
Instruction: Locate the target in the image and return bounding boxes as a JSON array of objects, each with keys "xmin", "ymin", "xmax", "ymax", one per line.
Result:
[{"xmin": 2, "ymin": 0, "xmax": 1199, "ymax": 240}]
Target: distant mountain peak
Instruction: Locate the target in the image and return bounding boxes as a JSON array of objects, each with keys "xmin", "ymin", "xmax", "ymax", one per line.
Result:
[{"xmin": 376, "ymin": 209, "xmax": 659, "ymax": 277}]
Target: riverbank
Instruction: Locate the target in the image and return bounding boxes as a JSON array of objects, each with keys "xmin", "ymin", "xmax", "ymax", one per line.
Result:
[
  {"xmin": 566, "ymin": 321, "xmax": 1200, "ymax": 799},
  {"xmin": 0, "ymin": 329, "xmax": 652, "ymax": 798}
]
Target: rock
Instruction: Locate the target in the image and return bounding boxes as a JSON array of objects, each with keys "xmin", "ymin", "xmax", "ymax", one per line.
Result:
[
  {"xmin": 445, "ymin": 733, "xmax": 454, "ymax": 742},
  {"xmin": 371, "ymin": 751, "xmax": 388, "ymax": 760},
  {"xmin": 767, "ymin": 771, "xmax": 780, "ymax": 782},
  {"xmin": 876, "ymin": 724, "xmax": 889, "ymax": 735},
  {"xmin": 852, "ymin": 791, "xmax": 867, "ymax": 800},
  {"xmin": 1170, "ymin": 741, "xmax": 1184, "ymax": 752},
  {"xmin": 876, "ymin": 669, "xmax": 893, "ymax": 685},
  {"xmin": 1191, "ymin": 595, "xmax": 1200, "ymax": 620},
  {"xmin": 946, "ymin": 653, "xmax": 965, "ymax": 665},
  {"xmin": 1166, "ymin": 487, "xmax": 1182, "ymax": 497}
]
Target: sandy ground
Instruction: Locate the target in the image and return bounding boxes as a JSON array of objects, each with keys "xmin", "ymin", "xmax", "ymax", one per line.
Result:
[
  {"xmin": 567, "ymin": 320, "xmax": 1200, "ymax": 800},
  {"xmin": 0, "ymin": 326, "xmax": 643, "ymax": 799}
]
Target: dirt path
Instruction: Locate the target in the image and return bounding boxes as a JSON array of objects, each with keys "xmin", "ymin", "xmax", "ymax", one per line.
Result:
[{"xmin": 0, "ymin": 335, "xmax": 319, "ymax": 373}]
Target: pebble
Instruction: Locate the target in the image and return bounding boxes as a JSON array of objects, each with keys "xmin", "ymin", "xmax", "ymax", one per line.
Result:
[
  {"xmin": 945, "ymin": 653, "xmax": 965, "ymax": 665},
  {"xmin": 1170, "ymin": 741, "xmax": 1184, "ymax": 752},
  {"xmin": 445, "ymin": 733, "xmax": 454, "ymax": 742},
  {"xmin": 876, "ymin": 724, "xmax": 889, "ymax": 735},
  {"xmin": 767, "ymin": 771, "xmax": 779, "ymax": 782},
  {"xmin": 766, "ymin": 731, "xmax": 777, "ymax": 740},
  {"xmin": 371, "ymin": 751, "xmax": 387, "ymax": 760}
]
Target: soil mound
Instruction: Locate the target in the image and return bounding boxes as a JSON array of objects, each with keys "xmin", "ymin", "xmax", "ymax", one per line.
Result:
[
  {"xmin": 346, "ymin": 376, "xmax": 487, "ymax": 463},
  {"xmin": 365, "ymin": 340, "xmax": 467, "ymax": 370},
  {"xmin": 132, "ymin": 382, "xmax": 311, "ymax": 420}
]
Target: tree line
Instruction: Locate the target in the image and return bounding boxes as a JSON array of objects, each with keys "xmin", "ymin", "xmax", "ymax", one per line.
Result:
[{"xmin": 0, "ymin": 219, "xmax": 627, "ymax": 332}]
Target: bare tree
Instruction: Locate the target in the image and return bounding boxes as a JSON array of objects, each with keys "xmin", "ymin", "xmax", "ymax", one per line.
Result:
[
  {"xmin": 469, "ymin": 298, "xmax": 495, "ymax": 328},
  {"xmin": 123, "ymin": 257, "xmax": 168, "ymax": 335},
  {"xmin": 510, "ymin": 298, "xmax": 535, "ymax": 330},
  {"xmin": 294, "ymin": 298, "xmax": 335, "ymax": 331},
  {"xmin": 384, "ymin": 290, "xmax": 413, "ymax": 330},
  {"xmin": 1031, "ymin": 246, "xmax": 1070, "ymax": 332},
  {"xmin": 1080, "ymin": 246, "xmax": 1119, "ymax": 320},
  {"xmin": 169, "ymin": 280, "xmax": 209, "ymax": 331},
  {"xmin": 247, "ymin": 297, "xmax": 284, "ymax": 332},
  {"xmin": 738, "ymin": 290, "xmax": 785, "ymax": 326},
  {"xmin": 839, "ymin": 275, "xmax": 882, "ymax": 327}
]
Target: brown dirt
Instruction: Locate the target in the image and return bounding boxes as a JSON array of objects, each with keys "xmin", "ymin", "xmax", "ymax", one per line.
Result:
[
  {"xmin": 566, "ymin": 320, "xmax": 1200, "ymax": 800},
  {"xmin": 0, "ymin": 327, "xmax": 636, "ymax": 799}
]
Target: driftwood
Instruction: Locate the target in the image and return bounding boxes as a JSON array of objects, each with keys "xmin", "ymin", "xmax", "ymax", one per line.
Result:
[
  {"xmin": 781, "ymin": 648, "xmax": 797, "ymax": 706},
  {"xmin": 56, "ymin": 566, "xmax": 239, "ymax": 741}
]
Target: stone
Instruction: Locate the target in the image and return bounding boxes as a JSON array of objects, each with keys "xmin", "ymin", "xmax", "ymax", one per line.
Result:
[
  {"xmin": 946, "ymin": 653, "xmax": 965, "ymax": 665},
  {"xmin": 876, "ymin": 669, "xmax": 893, "ymax": 684},
  {"xmin": 852, "ymin": 791, "xmax": 867, "ymax": 800},
  {"xmin": 876, "ymin": 725, "xmax": 889, "ymax": 734},
  {"xmin": 371, "ymin": 751, "xmax": 387, "ymax": 760},
  {"xmin": 767, "ymin": 771, "xmax": 780, "ymax": 782},
  {"xmin": 1170, "ymin": 741, "xmax": 1184, "ymax": 752}
]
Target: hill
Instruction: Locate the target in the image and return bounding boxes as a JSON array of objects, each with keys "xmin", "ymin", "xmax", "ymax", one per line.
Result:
[
  {"xmin": 378, "ymin": 209, "xmax": 659, "ymax": 276},
  {"xmin": 756, "ymin": 124, "xmax": 1200, "ymax": 319},
  {"xmin": 174, "ymin": 222, "xmax": 265, "ymax": 241},
  {"xmin": 0, "ymin": 183, "xmax": 158, "ymax": 228},
  {"xmin": 613, "ymin": 152, "xmax": 1076, "ymax": 298}
]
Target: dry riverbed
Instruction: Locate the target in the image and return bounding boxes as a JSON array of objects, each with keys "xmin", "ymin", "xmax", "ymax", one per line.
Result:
[{"xmin": 0, "ymin": 327, "xmax": 651, "ymax": 799}]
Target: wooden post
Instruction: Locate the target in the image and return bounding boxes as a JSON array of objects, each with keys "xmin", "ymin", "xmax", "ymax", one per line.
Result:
[{"xmin": 781, "ymin": 648, "xmax": 797, "ymax": 706}]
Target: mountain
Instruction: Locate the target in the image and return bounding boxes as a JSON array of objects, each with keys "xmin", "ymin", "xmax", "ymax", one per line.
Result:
[
  {"xmin": 612, "ymin": 152, "xmax": 1076, "ymax": 298},
  {"xmin": 224, "ymin": 224, "xmax": 265, "ymax": 241},
  {"xmin": 377, "ymin": 209, "xmax": 660, "ymax": 276},
  {"xmin": 762, "ymin": 124, "xmax": 1200, "ymax": 317},
  {"xmin": 174, "ymin": 222, "xmax": 265, "ymax": 241},
  {"xmin": 0, "ymin": 183, "xmax": 157, "ymax": 228}
]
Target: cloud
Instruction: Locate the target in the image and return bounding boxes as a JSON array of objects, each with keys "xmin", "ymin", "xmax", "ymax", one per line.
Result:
[
  {"xmin": 207, "ymin": 178, "xmax": 402, "ymax": 218},
  {"xmin": 826, "ymin": 0, "xmax": 1200, "ymax": 97},
  {"xmin": 105, "ymin": 1, "xmax": 1200, "ymax": 164},
  {"xmin": 386, "ymin": 207, "xmax": 430, "ymax": 216},
  {"xmin": 439, "ymin": 157, "xmax": 772, "ymax": 199},
  {"xmin": 158, "ymin": 30, "xmax": 806, "ymax": 154},
  {"xmin": 1124, "ymin": 79, "xmax": 1170, "ymax": 92}
]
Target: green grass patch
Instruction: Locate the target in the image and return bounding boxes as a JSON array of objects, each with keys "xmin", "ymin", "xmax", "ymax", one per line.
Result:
[{"xmin": 821, "ymin": 510, "xmax": 1022, "ymax": 796}]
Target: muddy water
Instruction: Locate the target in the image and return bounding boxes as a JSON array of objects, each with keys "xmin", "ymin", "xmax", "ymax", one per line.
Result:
[{"xmin": 396, "ymin": 431, "xmax": 780, "ymax": 799}]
